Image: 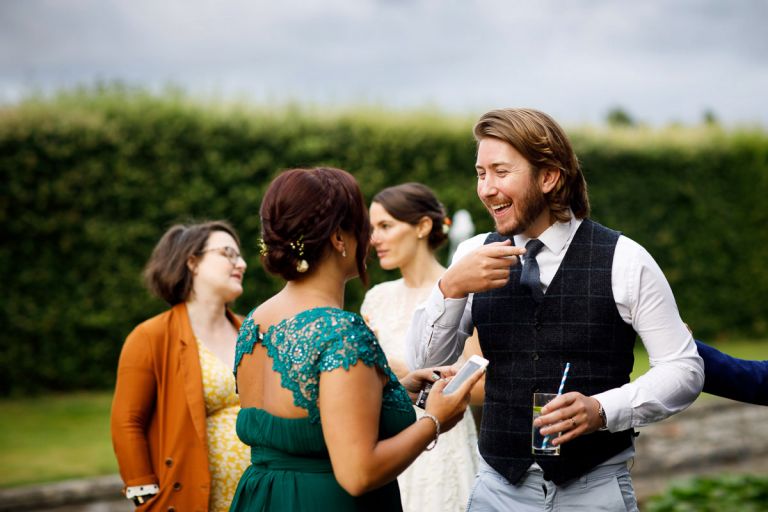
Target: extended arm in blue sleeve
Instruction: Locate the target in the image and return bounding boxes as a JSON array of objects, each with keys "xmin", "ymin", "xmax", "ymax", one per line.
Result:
[{"xmin": 697, "ymin": 340, "xmax": 768, "ymax": 406}]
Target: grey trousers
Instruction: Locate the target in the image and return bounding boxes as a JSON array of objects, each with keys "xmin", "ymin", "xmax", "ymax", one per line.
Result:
[{"xmin": 467, "ymin": 457, "xmax": 638, "ymax": 512}]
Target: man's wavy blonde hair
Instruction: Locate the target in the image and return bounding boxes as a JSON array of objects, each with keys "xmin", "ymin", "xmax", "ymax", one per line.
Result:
[{"xmin": 473, "ymin": 108, "xmax": 590, "ymax": 222}]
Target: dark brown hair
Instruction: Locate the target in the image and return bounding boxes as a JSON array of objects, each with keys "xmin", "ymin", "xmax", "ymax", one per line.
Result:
[
  {"xmin": 473, "ymin": 108, "xmax": 590, "ymax": 221},
  {"xmin": 260, "ymin": 167, "xmax": 371, "ymax": 284},
  {"xmin": 372, "ymin": 182, "xmax": 448, "ymax": 250},
  {"xmin": 143, "ymin": 220, "xmax": 240, "ymax": 305}
]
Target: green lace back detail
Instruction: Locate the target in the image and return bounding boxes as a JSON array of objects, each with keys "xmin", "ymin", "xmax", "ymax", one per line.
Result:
[{"xmin": 234, "ymin": 307, "xmax": 413, "ymax": 424}]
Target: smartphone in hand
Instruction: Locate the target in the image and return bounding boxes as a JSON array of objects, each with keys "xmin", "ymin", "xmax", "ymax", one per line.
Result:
[
  {"xmin": 415, "ymin": 371, "xmax": 441, "ymax": 409},
  {"xmin": 443, "ymin": 355, "xmax": 489, "ymax": 395}
]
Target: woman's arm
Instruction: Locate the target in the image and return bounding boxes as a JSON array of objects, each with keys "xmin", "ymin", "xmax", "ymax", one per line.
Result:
[
  {"xmin": 318, "ymin": 362, "xmax": 481, "ymax": 496},
  {"xmin": 385, "ymin": 358, "xmax": 411, "ymax": 381},
  {"xmin": 110, "ymin": 326, "xmax": 159, "ymax": 487}
]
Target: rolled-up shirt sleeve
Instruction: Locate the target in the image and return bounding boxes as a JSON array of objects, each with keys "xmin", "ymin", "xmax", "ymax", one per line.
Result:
[
  {"xmin": 405, "ymin": 235, "xmax": 486, "ymax": 370},
  {"xmin": 406, "ymin": 285, "xmax": 474, "ymax": 369},
  {"xmin": 593, "ymin": 236, "xmax": 705, "ymax": 432}
]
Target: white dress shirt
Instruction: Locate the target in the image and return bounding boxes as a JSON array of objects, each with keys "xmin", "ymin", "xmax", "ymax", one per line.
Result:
[{"xmin": 406, "ymin": 216, "xmax": 704, "ymax": 434}]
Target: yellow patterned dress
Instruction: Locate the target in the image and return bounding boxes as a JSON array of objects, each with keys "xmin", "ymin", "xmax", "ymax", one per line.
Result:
[{"xmin": 197, "ymin": 339, "xmax": 250, "ymax": 512}]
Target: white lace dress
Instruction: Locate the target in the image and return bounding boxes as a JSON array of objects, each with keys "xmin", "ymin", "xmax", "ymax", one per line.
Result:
[{"xmin": 361, "ymin": 279, "xmax": 479, "ymax": 512}]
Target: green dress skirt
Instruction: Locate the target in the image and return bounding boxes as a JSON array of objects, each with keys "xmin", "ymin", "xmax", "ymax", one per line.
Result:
[{"xmin": 229, "ymin": 407, "xmax": 415, "ymax": 511}]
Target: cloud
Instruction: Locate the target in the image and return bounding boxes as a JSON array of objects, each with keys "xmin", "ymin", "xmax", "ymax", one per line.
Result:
[{"xmin": 1, "ymin": 0, "xmax": 766, "ymax": 125}]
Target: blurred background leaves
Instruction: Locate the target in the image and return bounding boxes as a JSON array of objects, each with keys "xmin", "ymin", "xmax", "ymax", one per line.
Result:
[{"xmin": 1, "ymin": 86, "xmax": 766, "ymax": 395}]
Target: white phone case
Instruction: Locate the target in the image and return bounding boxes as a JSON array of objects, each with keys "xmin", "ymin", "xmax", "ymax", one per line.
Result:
[{"xmin": 443, "ymin": 355, "xmax": 489, "ymax": 394}]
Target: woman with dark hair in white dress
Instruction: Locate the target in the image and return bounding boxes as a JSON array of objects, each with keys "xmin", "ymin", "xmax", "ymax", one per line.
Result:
[{"xmin": 362, "ymin": 183, "xmax": 483, "ymax": 512}]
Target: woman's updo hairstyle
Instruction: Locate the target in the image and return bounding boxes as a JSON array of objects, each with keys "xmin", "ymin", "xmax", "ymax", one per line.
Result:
[
  {"xmin": 259, "ymin": 167, "xmax": 371, "ymax": 284},
  {"xmin": 372, "ymin": 182, "xmax": 448, "ymax": 250}
]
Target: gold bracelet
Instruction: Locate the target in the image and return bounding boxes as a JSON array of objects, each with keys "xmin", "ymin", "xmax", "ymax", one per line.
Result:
[{"xmin": 420, "ymin": 413, "xmax": 440, "ymax": 450}]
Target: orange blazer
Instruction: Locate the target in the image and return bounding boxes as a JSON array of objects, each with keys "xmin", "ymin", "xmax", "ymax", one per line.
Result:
[{"xmin": 111, "ymin": 302, "xmax": 242, "ymax": 512}]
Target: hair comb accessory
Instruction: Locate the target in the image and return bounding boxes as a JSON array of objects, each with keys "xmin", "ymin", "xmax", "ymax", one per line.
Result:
[
  {"xmin": 442, "ymin": 217, "xmax": 452, "ymax": 235},
  {"xmin": 257, "ymin": 238, "xmax": 268, "ymax": 256},
  {"xmin": 289, "ymin": 236, "xmax": 309, "ymax": 273}
]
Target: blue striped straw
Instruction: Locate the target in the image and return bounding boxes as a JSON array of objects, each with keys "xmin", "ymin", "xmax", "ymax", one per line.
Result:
[
  {"xmin": 541, "ymin": 362, "xmax": 571, "ymax": 449},
  {"xmin": 555, "ymin": 362, "xmax": 571, "ymax": 395}
]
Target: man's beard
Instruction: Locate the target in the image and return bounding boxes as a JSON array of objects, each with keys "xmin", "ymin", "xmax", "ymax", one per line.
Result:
[{"xmin": 496, "ymin": 179, "xmax": 548, "ymax": 237}]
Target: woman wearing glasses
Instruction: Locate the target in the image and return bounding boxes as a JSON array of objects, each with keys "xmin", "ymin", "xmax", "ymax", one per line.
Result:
[{"xmin": 111, "ymin": 221, "xmax": 250, "ymax": 511}]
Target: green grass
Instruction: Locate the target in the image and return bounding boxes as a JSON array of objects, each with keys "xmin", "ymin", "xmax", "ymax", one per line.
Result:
[
  {"xmin": 0, "ymin": 391, "xmax": 117, "ymax": 488},
  {"xmin": 0, "ymin": 339, "xmax": 764, "ymax": 488}
]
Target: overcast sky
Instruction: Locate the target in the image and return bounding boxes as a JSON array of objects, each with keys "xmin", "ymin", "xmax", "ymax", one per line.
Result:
[{"xmin": 2, "ymin": 0, "xmax": 767, "ymax": 126}]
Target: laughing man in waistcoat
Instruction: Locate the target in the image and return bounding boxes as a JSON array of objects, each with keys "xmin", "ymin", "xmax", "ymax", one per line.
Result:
[{"xmin": 406, "ymin": 108, "xmax": 704, "ymax": 511}]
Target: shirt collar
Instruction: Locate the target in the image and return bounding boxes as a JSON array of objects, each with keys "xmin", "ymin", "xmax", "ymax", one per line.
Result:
[{"xmin": 513, "ymin": 210, "xmax": 580, "ymax": 257}]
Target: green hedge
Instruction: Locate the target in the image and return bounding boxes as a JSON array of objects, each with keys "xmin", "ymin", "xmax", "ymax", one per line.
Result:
[{"xmin": 1, "ymin": 88, "xmax": 766, "ymax": 394}]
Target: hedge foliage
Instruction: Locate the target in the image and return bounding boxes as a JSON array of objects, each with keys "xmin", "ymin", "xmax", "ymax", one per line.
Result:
[
  {"xmin": 1, "ymin": 87, "xmax": 767, "ymax": 394},
  {"xmin": 645, "ymin": 474, "xmax": 768, "ymax": 511}
]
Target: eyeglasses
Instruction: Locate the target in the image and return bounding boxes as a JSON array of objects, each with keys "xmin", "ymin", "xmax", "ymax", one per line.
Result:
[{"xmin": 199, "ymin": 246, "xmax": 243, "ymax": 266}]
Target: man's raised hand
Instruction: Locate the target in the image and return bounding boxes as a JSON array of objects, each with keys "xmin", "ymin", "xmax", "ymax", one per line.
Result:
[{"xmin": 439, "ymin": 240, "xmax": 526, "ymax": 299}]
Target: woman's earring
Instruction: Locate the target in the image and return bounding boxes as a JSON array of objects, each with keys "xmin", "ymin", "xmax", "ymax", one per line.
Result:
[{"xmin": 342, "ymin": 247, "xmax": 347, "ymax": 258}]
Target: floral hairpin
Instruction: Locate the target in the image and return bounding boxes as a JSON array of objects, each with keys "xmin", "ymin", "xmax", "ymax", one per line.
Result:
[
  {"xmin": 442, "ymin": 217, "xmax": 452, "ymax": 235},
  {"xmin": 257, "ymin": 238, "xmax": 268, "ymax": 257},
  {"xmin": 289, "ymin": 235, "xmax": 309, "ymax": 273}
]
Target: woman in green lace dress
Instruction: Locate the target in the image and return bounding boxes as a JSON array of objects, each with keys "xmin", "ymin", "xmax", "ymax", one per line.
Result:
[{"xmin": 230, "ymin": 167, "xmax": 483, "ymax": 511}]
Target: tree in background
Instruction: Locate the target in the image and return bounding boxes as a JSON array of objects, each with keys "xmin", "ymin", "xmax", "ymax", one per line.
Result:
[
  {"xmin": 606, "ymin": 106, "xmax": 636, "ymax": 127},
  {"xmin": 702, "ymin": 109, "xmax": 719, "ymax": 126}
]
